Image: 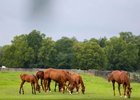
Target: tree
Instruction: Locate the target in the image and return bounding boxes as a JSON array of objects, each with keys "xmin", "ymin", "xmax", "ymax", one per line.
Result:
[
  {"xmin": 11, "ymin": 35, "xmax": 35, "ymax": 67},
  {"xmin": 55, "ymin": 37, "xmax": 75, "ymax": 69},
  {"xmin": 105, "ymin": 36, "xmax": 138, "ymax": 71},
  {"xmin": 0, "ymin": 45, "xmax": 16, "ymax": 67},
  {"xmin": 27, "ymin": 30, "xmax": 45, "ymax": 66},
  {"xmin": 98, "ymin": 37, "xmax": 107, "ymax": 48},
  {"xmin": 73, "ymin": 40, "xmax": 107, "ymax": 70},
  {"xmin": 38, "ymin": 37, "xmax": 56, "ymax": 68}
]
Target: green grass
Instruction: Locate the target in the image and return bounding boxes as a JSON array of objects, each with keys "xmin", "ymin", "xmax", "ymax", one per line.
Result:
[{"xmin": 0, "ymin": 71, "xmax": 140, "ymax": 100}]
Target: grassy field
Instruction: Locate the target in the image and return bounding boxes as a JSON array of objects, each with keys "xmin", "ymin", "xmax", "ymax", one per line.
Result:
[{"xmin": 0, "ymin": 71, "xmax": 140, "ymax": 100}]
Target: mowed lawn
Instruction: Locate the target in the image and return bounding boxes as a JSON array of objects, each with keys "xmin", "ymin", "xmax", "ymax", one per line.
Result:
[{"xmin": 0, "ymin": 71, "xmax": 140, "ymax": 100}]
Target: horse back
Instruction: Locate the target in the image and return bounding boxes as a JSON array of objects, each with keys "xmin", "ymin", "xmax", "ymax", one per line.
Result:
[
  {"xmin": 20, "ymin": 74, "xmax": 36, "ymax": 83},
  {"xmin": 108, "ymin": 71, "xmax": 121, "ymax": 82},
  {"xmin": 120, "ymin": 71, "xmax": 130, "ymax": 84}
]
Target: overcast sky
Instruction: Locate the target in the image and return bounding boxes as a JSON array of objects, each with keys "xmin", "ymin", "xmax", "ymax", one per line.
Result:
[{"xmin": 0, "ymin": 0, "xmax": 140, "ymax": 46}]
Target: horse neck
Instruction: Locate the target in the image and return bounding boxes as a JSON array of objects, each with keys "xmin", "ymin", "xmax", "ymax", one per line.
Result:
[
  {"xmin": 124, "ymin": 75, "xmax": 131, "ymax": 88},
  {"xmin": 33, "ymin": 75, "xmax": 39, "ymax": 86},
  {"xmin": 65, "ymin": 73, "xmax": 73, "ymax": 83},
  {"xmin": 127, "ymin": 79, "xmax": 131, "ymax": 88}
]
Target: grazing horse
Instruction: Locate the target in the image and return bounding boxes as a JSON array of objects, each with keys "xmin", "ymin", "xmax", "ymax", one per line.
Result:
[
  {"xmin": 108, "ymin": 70, "xmax": 132, "ymax": 98},
  {"xmin": 19, "ymin": 74, "xmax": 40, "ymax": 94},
  {"xmin": 36, "ymin": 71, "xmax": 44, "ymax": 90},
  {"xmin": 44, "ymin": 68, "xmax": 75, "ymax": 94},
  {"xmin": 69, "ymin": 72, "xmax": 85, "ymax": 94}
]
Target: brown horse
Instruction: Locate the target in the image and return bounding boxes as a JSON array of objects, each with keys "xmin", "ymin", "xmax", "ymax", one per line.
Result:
[
  {"xmin": 36, "ymin": 71, "xmax": 44, "ymax": 90},
  {"xmin": 43, "ymin": 68, "xmax": 75, "ymax": 94},
  {"xmin": 69, "ymin": 72, "xmax": 85, "ymax": 94},
  {"xmin": 36, "ymin": 70, "xmax": 60, "ymax": 92},
  {"xmin": 108, "ymin": 70, "xmax": 132, "ymax": 98},
  {"xmin": 19, "ymin": 74, "xmax": 40, "ymax": 94}
]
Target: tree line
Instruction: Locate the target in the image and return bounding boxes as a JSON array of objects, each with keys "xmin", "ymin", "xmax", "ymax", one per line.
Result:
[{"xmin": 0, "ymin": 30, "xmax": 140, "ymax": 71}]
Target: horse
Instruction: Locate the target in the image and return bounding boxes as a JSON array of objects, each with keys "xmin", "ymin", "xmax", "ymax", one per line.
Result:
[
  {"xmin": 68, "ymin": 72, "xmax": 85, "ymax": 94},
  {"xmin": 19, "ymin": 73, "xmax": 40, "ymax": 94},
  {"xmin": 36, "ymin": 70, "xmax": 60, "ymax": 92},
  {"xmin": 36, "ymin": 71, "xmax": 44, "ymax": 90},
  {"xmin": 43, "ymin": 68, "xmax": 75, "ymax": 94},
  {"xmin": 108, "ymin": 70, "xmax": 132, "ymax": 98}
]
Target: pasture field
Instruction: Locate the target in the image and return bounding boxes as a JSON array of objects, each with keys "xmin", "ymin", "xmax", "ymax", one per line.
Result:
[{"xmin": 0, "ymin": 71, "xmax": 140, "ymax": 100}]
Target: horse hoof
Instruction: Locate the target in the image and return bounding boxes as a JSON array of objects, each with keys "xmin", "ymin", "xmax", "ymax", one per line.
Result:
[{"xmin": 124, "ymin": 95, "xmax": 127, "ymax": 98}]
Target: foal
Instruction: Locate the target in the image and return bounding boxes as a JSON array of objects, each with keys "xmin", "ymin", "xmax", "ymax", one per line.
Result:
[{"xmin": 19, "ymin": 74, "xmax": 40, "ymax": 94}]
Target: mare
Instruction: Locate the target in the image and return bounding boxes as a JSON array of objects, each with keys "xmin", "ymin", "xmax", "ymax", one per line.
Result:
[
  {"xmin": 43, "ymin": 68, "xmax": 75, "ymax": 94},
  {"xmin": 108, "ymin": 70, "xmax": 132, "ymax": 98},
  {"xmin": 19, "ymin": 74, "xmax": 40, "ymax": 94},
  {"xmin": 68, "ymin": 72, "xmax": 85, "ymax": 94},
  {"xmin": 36, "ymin": 71, "xmax": 44, "ymax": 90}
]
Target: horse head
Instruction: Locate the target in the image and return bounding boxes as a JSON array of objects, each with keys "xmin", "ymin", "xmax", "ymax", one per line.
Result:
[
  {"xmin": 36, "ymin": 84, "xmax": 40, "ymax": 93},
  {"xmin": 82, "ymin": 86, "xmax": 85, "ymax": 94},
  {"xmin": 127, "ymin": 87, "xmax": 132, "ymax": 98}
]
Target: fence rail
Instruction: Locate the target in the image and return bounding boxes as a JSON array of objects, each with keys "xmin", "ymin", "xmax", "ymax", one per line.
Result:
[{"xmin": 0, "ymin": 68, "xmax": 140, "ymax": 82}]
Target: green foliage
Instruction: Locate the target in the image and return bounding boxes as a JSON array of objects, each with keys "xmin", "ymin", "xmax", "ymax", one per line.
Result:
[
  {"xmin": 55, "ymin": 37, "xmax": 75, "ymax": 69},
  {"xmin": 27, "ymin": 30, "xmax": 45, "ymax": 64},
  {"xmin": 38, "ymin": 37, "xmax": 56, "ymax": 68},
  {"xmin": 105, "ymin": 33, "xmax": 139, "ymax": 71},
  {"xmin": 73, "ymin": 40, "xmax": 107, "ymax": 70},
  {"xmin": 0, "ymin": 31, "xmax": 140, "ymax": 71}
]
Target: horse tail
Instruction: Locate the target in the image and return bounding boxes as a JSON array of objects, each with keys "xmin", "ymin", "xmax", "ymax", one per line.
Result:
[
  {"xmin": 79, "ymin": 76, "xmax": 85, "ymax": 94},
  {"xmin": 20, "ymin": 74, "xmax": 24, "ymax": 80},
  {"xmin": 107, "ymin": 73, "xmax": 112, "ymax": 82}
]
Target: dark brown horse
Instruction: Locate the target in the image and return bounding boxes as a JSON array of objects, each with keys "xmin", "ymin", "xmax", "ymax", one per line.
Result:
[
  {"xmin": 108, "ymin": 70, "xmax": 132, "ymax": 98},
  {"xmin": 43, "ymin": 68, "xmax": 75, "ymax": 94},
  {"xmin": 69, "ymin": 72, "xmax": 85, "ymax": 94},
  {"xmin": 36, "ymin": 71, "xmax": 44, "ymax": 90},
  {"xmin": 19, "ymin": 74, "xmax": 40, "ymax": 94}
]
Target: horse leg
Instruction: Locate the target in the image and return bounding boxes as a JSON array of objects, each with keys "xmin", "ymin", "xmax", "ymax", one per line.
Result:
[
  {"xmin": 60, "ymin": 82, "xmax": 65, "ymax": 94},
  {"xmin": 41, "ymin": 79, "xmax": 44, "ymax": 91},
  {"xmin": 112, "ymin": 81, "xmax": 115, "ymax": 96},
  {"xmin": 77, "ymin": 84, "xmax": 80, "ymax": 94},
  {"xmin": 123, "ymin": 84, "xmax": 127, "ymax": 98},
  {"xmin": 31, "ymin": 83, "xmax": 34, "ymax": 94},
  {"xmin": 33, "ymin": 83, "xmax": 36, "ymax": 95},
  {"xmin": 54, "ymin": 82, "xmax": 57, "ymax": 92},
  {"xmin": 44, "ymin": 79, "xmax": 47, "ymax": 92},
  {"xmin": 19, "ymin": 81, "xmax": 25, "ymax": 94},
  {"xmin": 47, "ymin": 79, "xmax": 51, "ymax": 92},
  {"xmin": 59, "ymin": 83, "xmax": 61, "ymax": 92},
  {"xmin": 118, "ymin": 83, "xmax": 122, "ymax": 97}
]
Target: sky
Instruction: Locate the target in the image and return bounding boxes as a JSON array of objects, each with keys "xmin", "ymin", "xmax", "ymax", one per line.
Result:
[{"xmin": 0, "ymin": 0, "xmax": 140, "ymax": 46}]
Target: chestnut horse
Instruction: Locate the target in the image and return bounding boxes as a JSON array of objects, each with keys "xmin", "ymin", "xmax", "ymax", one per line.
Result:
[
  {"xmin": 36, "ymin": 71, "xmax": 44, "ymax": 90},
  {"xmin": 19, "ymin": 74, "xmax": 40, "ymax": 94},
  {"xmin": 44, "ymin": 68, "xmax": 75, "ymax": 94},
  {"xmin": 69, "ymin": 72, "xmax": 85, "ymax": 94},
  {"xmin": 108, "ymin": 70, "xmax": 132, "ymax": 98}
]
